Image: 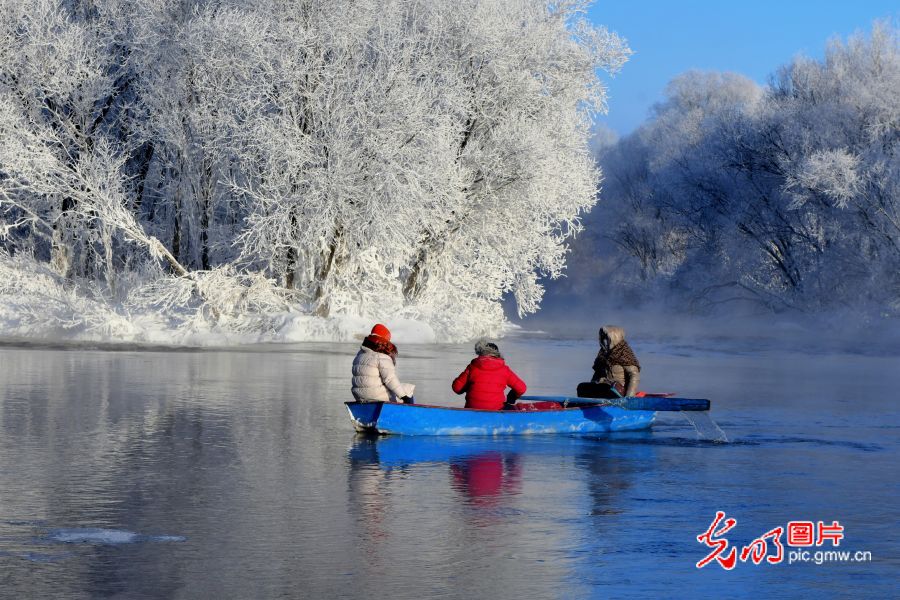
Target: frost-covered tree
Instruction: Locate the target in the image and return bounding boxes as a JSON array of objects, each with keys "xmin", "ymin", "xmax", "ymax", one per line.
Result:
[
  {"xmin": 0, "ymin": 0, "xmax": 630, "ymax": 339},
  {"xmin": 229, "ymin": 0, "xmax": 630, "ymax": 334},
  {"xmin": 574, "ymin": 21, "xmax": 900, "ymax": 317}
]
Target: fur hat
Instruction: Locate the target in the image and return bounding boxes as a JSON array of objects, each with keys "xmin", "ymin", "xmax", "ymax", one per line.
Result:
[
  {"xmin": 600, "ymin": 325, "xmax": 625, "ymax": 348},
  {"xmin": 474, "ymin": 339, "xmax": 502, "ymax": 358}
]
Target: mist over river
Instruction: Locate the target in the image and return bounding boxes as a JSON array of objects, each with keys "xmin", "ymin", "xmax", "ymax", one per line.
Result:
[{"xmin": 0, "ymin": 337, "xmax": 897, "ymax": 598}]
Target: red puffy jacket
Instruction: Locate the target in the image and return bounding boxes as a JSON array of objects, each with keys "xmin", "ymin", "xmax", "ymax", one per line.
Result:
[{"xmin": 452, "ymin": 356, "xmax": 527, "ymax": 410}]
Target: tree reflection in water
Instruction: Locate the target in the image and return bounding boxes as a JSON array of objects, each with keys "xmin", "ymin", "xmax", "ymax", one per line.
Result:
[{"xmin": 346, "ymin": 436, "xmax": 394, "ymax": 548}]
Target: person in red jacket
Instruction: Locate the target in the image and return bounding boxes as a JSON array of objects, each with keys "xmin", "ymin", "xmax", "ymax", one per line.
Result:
[{"xmin": 452, "ymin": 340, "xmax": 527, "ymax": 410}]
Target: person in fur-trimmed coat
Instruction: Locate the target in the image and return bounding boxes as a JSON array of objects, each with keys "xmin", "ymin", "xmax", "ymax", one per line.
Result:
[
  {"xmin": 351, "ymin": 324, "xmax": 415, "ymax": 403},
  {"xmin": 591, "ymin": 325, "xmax": 641, "ymax": 397},
  {"xmin": 452, "ymin": 340, "xmax": 527, "ymax": 411}
]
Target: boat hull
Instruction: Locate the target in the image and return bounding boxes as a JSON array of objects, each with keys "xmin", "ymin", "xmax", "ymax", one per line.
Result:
[{"xmin": 345, "ymin": 401, "xmax": 655, "ymax": 436}]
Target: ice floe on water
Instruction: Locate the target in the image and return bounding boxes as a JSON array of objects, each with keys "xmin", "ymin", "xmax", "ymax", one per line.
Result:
[
  {"xmin": 0, "ymin": 524, "xmax": 184, "ymax": 563},
  {"xmin": 46, "ymin": 528, "xmax": 186, "ymax": 545}
]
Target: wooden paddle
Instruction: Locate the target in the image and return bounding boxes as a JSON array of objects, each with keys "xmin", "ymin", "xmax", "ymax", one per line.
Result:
[{"xmin": 519, "ymin": 395, "xmax": 711, "ymax": 412}]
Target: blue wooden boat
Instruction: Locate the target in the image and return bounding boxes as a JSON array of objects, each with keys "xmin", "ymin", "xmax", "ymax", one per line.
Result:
[{"xmin": 345, "ymin": 400, "xmax": 656, "ymax": 436}]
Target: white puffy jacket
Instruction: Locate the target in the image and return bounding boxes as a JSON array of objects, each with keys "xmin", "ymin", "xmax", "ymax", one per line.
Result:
[{"xmin": 351, "ymin": 346, "xmax": 415, "ymax": 402}]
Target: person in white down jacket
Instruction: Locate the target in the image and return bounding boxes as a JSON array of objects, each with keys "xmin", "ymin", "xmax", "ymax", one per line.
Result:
[{"xmin": 351, "ymin": 323, "xmax": 416, "ymax": 403}]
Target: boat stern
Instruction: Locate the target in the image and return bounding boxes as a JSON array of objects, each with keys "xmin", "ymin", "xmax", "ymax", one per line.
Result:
[{"xmin": 345, "ymin": 402, "xmax": 384, "ymax": 432}]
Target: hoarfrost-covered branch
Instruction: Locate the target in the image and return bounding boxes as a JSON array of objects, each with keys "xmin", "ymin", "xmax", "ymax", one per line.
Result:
[
  {"xmin": 575, "ymin": 20, "xmax": 900, "ymax": 317},
  {"xmin": 1, "ymin": 0, "xmax": 630, "ymax": 341}
]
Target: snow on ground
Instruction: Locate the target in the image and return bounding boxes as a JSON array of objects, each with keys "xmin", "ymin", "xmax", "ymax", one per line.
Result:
[
  {"xmin": 0, "ymin": 299, "xmax": 440, "ymax": 347},
  {"xmin": 0, "ymin": 253, "xmax": 439, "ymax": 346},
  {"xmin": 0, "ymin": 303, "xmax": 439, "ymax": 347}
]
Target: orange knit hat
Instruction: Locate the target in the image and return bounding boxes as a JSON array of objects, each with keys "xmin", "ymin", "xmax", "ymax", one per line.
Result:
[{"xmin": 370, "ymin": 323, "xmax": 391, "ymax": 341}]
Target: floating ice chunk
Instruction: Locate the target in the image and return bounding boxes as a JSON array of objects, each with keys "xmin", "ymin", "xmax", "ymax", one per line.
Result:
[
  {"xmin": 47, "ymin": 528, "xmax": 185, "ymax": 545},
  {"xmin": 48, "ymin": 528, "xmax": 140, "ymax": 544}
]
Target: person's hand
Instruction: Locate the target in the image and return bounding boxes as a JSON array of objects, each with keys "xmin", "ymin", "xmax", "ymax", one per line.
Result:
[
  {"xmin": 401, "ymin": 396, "xmax": 414, "ymax": 404},
  {"xmin": 502, "ymin": 402, "xmax": 516, "ymax": 411}
]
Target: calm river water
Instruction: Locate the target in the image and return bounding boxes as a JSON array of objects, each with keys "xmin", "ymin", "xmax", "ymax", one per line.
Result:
[{"xmin": 0, "ymin": 337, "xmax": 897, "ymax": 599}]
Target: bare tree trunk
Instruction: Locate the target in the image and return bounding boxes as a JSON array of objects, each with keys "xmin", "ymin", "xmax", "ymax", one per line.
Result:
[
  {"xmin": 313, "ymin": 225, "xmax": 343, "ymax": 317},
  {"xmin": 50, "ymin": 197, "xmax": 77, "ymax": 278},
  {"xmin": 150, "ymin": 237, "xmax": 189, "ymax": 277},
  {"xmin": 285, "ymin": 246, "xmax": 297, "ymax": 289},
  {"xmin": 200, "ymin": 160, "xmax": 212, "ymax": 270},
  {"xmin": 403, "ymin": 102, "xmax": 479, "ymax": 302},
  {"xmin": 172, "ymin": 178, "xmax": 182, "ymax": 269},
  {"xmin": 283, "ymin": 210, "xmax": 300, "ymax": 288}
]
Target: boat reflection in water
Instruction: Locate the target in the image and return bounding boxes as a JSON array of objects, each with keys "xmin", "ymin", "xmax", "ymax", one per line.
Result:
[
  {"xmin": 347, "ymin": 434, "xmax": 528, "ymax": 537},
  {"xmin": 344, "ymin": 432, "xmax": 659, "ymax": 591},
  {"xmin": 449, "ymin": 451, "xmax": 521, "ymax": 508},
  {"xmin": 347, "ymin": 435, "xmax": 529, "ymax": 504},
  {"xmin": 345, "ymin": 434, "xmax": 646, "ymax": 515},
  {"xmin": 348, "ymin": 434, "xmax": 534, "ymax": 470}
]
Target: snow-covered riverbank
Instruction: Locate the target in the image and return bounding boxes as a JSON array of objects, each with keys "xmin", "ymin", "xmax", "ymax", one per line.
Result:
[{"xmin": 0, "ymin": 253, "xmax": 440, "ymax": 345}]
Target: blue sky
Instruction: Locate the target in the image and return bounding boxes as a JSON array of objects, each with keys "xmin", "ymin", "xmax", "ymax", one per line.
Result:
[{"xmin": 586, "ymin": 1, "xmax": 898, "ymax": 134}]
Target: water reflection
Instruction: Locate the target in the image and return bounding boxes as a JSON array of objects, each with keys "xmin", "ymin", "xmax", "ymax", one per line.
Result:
[
  {"xmin": 450, "ymin": 452, "xmax": 521, "ymax": 508},
  {"xmin": 575, "ymin": 438, "xmax": 645, "ymax": 518},
  {"xmin": 2, "ymin": 339, "xmax": 897, "ymax": 598},
  {"xmin": 0, "ymin": 344, "xmax": 362, "ymax": 599},
  {"xmin": 346, "ymin": 437, "xmax": 399, "ymax": 547},
  {"xmin": 348, "ymin": 436, "xmax": 525, "ymax": 496},
  {"xmin": 346, "ymin": 435, "xmax": 526, "ymax": 533},
  {"xmin": 0, "ymin": 347, "xmax": 243, "ymax": 598}
]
